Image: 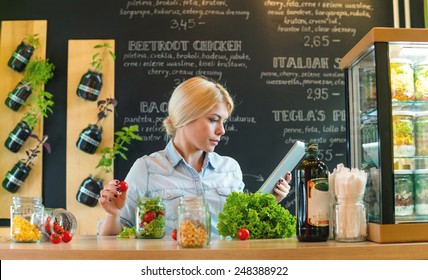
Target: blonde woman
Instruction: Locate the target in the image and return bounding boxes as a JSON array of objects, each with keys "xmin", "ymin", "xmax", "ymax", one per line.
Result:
[{"xmin": 98, "ymin": 76, "xmax": 291, "ymax": 236}]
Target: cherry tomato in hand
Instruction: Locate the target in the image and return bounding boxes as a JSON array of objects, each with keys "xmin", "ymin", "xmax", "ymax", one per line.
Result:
[
  {"xmin": 143, "ymin": 211, "xmax": 156, "ymax": 223},
  {"xmin": 61, "ymin": 230, "xmax": 73, "ymax": 243},
  {"xmin": 172, "ymin": 229, "xmax": 177, "ymax": 240},
  {"xmin": 117, "ymin": 181, "xmax": 128, "ymax": 192},
  {"xmin": 50, "ymin": 233, "xmax": 62, "ymax": 244},
  {"xmin": 237, "ymin": 228, "xmax": 250, "ymax": 240}
]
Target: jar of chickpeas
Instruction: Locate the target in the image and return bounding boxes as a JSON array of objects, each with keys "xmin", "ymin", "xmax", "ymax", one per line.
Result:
[
  {"xmin": 177, "ymin": 197, "xmax": 211, "ymax": 248},
  {"xmin": 10, "ymin": 196, "xmax": 44, "ymax": 243}
]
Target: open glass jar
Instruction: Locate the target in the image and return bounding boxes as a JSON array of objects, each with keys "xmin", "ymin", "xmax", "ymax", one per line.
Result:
[
  {"xmin": 177, "ymin": 197, "xmax": 211, "ymax": 248},
  {"xmin": 333, "ymin": 195, "xmax": 368, "ymax": 242},
  {"xmin": 10, "ymin": 196, "xmax": 44, "ymax": 243},
  {"xmin": 42, "ymin": 208, "xmax": 77, "ymax": 240}
]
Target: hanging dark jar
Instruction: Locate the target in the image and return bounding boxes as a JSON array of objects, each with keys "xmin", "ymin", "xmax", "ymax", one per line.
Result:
[
  {"xmin": 4, "ymin": 121, "xmax": 33, "ymax": 153},
  {"xmin": 5, "ymin": 81, "xmax": 32, "ymax": 111},
  {"xmin": 76, "ymin": 70, "xmax": 103, "ymax": 101},
  {"xmin": 2, "ymin": 161, "xmax": 32, "ymax": 193},
  {"xmin": 76, "ymin": 124, "xmax": 102, "ymax": 154},
  {"xmin": 76, "ymin": 176, "xmax": 104, "ymax": 207},
  {"xmin": 7, "ymin": 41, "xmax": 35, "ymax": 72}
]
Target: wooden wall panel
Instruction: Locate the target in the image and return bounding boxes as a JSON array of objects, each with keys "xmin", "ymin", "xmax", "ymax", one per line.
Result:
[
  {"xmin": 66, "ymin": 40, "xmax": 115, "ymax": 235},
  {"xmin": 0, "ymin": 20, "xmax": 47, "ymax": 218}
]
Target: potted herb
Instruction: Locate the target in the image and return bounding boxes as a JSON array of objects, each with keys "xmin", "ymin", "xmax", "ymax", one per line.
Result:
[
  {"xmin": 8, "ymin": 33, "xmax": 41, "ymax": 72},
  {"xmin": 2, "ymin": 134, "xmax": 51, "ymax": 193},
  {"xmin": 5, "ymin": 57, "xmax": 55, "ymax": 111},
  {"xmin": 76, "ymin": 124, "xmax": 142, "ymax": 207},
  {"xmin": 4, "ymin": 85, "xmax": 54, "ymax": 153},
  {"xmin": 76, "ymin": 42, "xmax": 116, "ymax": 101},
  {"xmin": 76, "ymin": 97, "xmax": 117, "ymax": 154}
]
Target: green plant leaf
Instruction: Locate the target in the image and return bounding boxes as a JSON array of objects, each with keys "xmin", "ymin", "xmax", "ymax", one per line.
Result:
[
  {"xmin": 217, "ymin": 192, "xmax": 296, "ymax": 239},
  {"xmin": 89, "ymin": 42, "xmax": 115, "ymax": 72},
  {"xmin": 95, "ymin": 124, "xmax": 143, "ymax": 174}
]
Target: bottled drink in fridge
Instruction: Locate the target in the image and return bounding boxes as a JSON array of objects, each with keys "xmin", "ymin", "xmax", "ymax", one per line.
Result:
[{"xmin": 295, "ymin": 142, "xmax": 330, "ymax": 242}]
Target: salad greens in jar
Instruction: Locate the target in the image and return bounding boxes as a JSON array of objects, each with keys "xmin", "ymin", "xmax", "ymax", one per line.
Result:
[
  {"xmin": 415, "ymin": 63, "xmax": 428, "ymax": 101},
  {"xmin": 390, "ymin": 59, "xmax": 414, "ymax": 101},
  {"xmin": 136, "ymin": 196, "xmax": 165, "ymax": 239},
  {"xmin": 392, "ymin": 111, "xmax": 415, "ymax": 157}
]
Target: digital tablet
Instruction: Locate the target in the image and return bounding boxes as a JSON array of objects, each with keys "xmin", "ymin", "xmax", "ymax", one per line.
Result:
[{"xmin": 257, "ymin": 141, "xmax": 305, "ymax": 194}]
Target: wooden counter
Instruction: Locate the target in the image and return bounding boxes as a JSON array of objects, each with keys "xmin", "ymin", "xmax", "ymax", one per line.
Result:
[{"xmin": 1, "ymin": 235, "xmax": 428, "ymax": 260}]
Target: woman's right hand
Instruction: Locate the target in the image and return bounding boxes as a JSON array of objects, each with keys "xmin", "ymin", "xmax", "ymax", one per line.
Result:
[{"xmin": 98, "ymin": 179, "xmax": 127, "ymax": 216}]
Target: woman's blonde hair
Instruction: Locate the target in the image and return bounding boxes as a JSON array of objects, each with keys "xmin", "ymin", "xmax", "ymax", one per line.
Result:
[{"xmin": 163, "ymin": 76, "xmax": 234, "ymax": 137}]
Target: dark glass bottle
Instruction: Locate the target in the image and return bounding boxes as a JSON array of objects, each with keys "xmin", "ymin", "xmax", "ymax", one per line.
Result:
[
  {"xmin": 5, "ymin": 81, "xmax": 32, "ymax": 111},
  {"xmin": 76, "ymin": 70, "xmax": 103, "ymax": 101},
  {"xmin": 2, "ymin": 161, "xmax": 32, "ymax": 193},
  {"xmin": 4, "ymin": 120, "xmax": 33, "ymax": 153},
  {"xmin": 295, "ymin": 143, "xmax": 330, "ymax": 242},
  {"xmin": 76, "ymin": 124, "xmax": 102, "ymax": 154},
  {"xmin": 7, "ymin": 41, "xmax": 35, "ymax": 72},
  {"xmin": 76, "ymin": 176, "xmax": 103, "ymax": 207}
]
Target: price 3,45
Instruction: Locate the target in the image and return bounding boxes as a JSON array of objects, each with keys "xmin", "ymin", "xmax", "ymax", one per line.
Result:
[
  {"xmin": 307, "ymin": 87, "xmax": 329, "ymax": 101},
  {"xmin": 170, "ymin": 19, "xmax": 204, "ymax": 31}
]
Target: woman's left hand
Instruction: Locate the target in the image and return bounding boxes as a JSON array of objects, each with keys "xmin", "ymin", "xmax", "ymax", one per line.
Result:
[{"xmin": 273, "ymin": 172, "xmax": 292, "ymax": 202}]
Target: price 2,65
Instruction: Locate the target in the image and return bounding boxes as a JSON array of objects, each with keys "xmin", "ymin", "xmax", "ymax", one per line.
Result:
[{"xmin": 303, "ymin": 35, "xmax": 330, "ymax": 48}]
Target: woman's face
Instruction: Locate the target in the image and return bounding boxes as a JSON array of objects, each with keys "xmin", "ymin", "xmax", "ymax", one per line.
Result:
[{"xmin": 181, "ymin": 102, "xmax": 228, "ymax": 153}]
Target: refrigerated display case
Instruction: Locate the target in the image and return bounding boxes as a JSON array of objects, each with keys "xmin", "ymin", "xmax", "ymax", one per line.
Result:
[{"xmin": 341, "ymin": 28, "xmax": 428, "ymax": 243}]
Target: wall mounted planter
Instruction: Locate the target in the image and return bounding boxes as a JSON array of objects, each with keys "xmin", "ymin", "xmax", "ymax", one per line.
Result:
[
  {"xmin": 7, "ymin": 41, "xmax": 35, "ymax": 72},
  {"xmin": 4, "ymin": 120, "xmax": 33, "ymax": 153},
  {"xmin": 76, "ymin": 124, "xmax": 102, "ymax": 154},
  {"xmin": 5, "ymin": 81, "xmax": 32, "ymax": 111},
  {"xmin": 76, "ymin": 176, "xmax": 103, "ymax": 207},
  {"xmin": 2, "ymin": 161, "xmax": 32, "ymax": 193},
  {"xmin": 76, "ymin": 70, "xmax": 103, "ymax": 101}
]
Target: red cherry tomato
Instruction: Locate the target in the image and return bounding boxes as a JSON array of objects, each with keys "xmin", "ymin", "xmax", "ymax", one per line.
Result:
[
  {"xmin": 61, "ymin": 230, "xmax": 73, "ymax": 243},
  {"xmin": 117, "ymin": 181, "xmax": 128, "ymax": 192},
  {"xmin": 172, "ymin": 229, "xmax": 177, "ymax": 240},
  {"xmin": 156, "ymin": 210, "xmax": 165, "ymax": 216},
  {"xmin": 50, "ymin": 233, "xmax": 62, "ymax": 244},
  {"xmin": 53, "ymin": 222, "xmax": 64, "ymax": 234},
  {"xmin": 237, "ymin": 228, "xmax": 250, "ymax": 240},
  {"xmin": 45, "ymin": 216, "xmax": 52, "ymax": 235},
  {"xmin": 143, "ymin": 211, "xmax": 156, "ymax": 223}
]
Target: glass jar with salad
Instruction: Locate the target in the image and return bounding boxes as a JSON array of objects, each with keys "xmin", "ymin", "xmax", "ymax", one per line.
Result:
[
  {"xmin": 414, "ymin": 62, "xmax": 428, "ymax": 102},
  {"xmin": 361, "ymin": 68, "xmax": 377, "ymax": 111},
  {"xmin": 415, "ymin": 111, "xmax": 428, "ymax": 156},
  {"xmin": 136, "ymin": 196, "xmax": 165, "ymax": 239},
  {"xmin": 392, "ymin": 111, "xmax": 415, "ymax": 157},
  {"xmin": 414, "ymin": 169, "xmax": 428, "ymax": 215},
  {"xmin": 394, "ymin": 170, "xmax": 414, "ymax": 216},
  {"xmin": 390, "ymin": 58, "xmax": 415, "ymax": 102}
]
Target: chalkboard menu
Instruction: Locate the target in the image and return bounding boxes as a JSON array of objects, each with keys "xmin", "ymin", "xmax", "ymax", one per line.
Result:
[{"xmin": 0, "ymin": 0, "xmax": 395, "ymax": 213}]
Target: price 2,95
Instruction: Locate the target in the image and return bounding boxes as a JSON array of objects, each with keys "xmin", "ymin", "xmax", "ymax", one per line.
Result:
[{"xmin": 307, "ymin": 87, "xmax": 329, "ymax": 101}]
